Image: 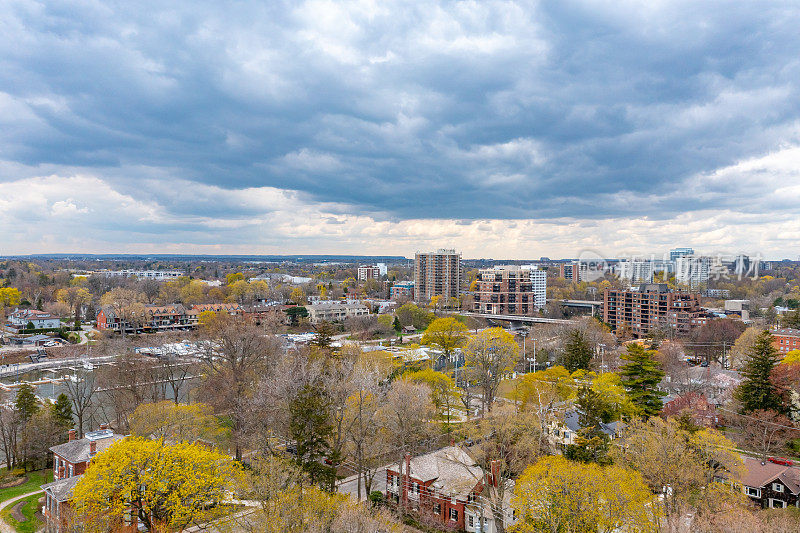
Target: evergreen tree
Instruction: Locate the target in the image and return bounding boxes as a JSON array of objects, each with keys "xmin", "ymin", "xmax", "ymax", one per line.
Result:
[
  {"xmin": 561, "ymin": 330, "xmax": 593, "ymax": 373},
  {"xmin": 312, "ymin": 321, "xmax": 336, "ymax": 350},
  {"xmin": 51, "ymin": 393, "xmax": 74, "ymax": 428},
  {"xmin": 736, "ymin": 329, "xmax": 782, "ymax": 413},
  {"xmin": 565, "ymin": 386, "xmax": 612, "ymax": 464},
  {"xmin": 15, "ymin": 384, "xmax": 40, "ymax": 423},
  {"xmin": 619, "ymin": 344, "xmax": 665, "ymax": 418},
  {"xmin": 783, "ymin": 309, "xmax": 800, "ymax": 329},
  {"xmin": 289, "ymin": 383, "xmax": 337, "ymax": 489},
  {"xmin": 393, "ymin": 316, "xmax": 402, "ymax": 333}
]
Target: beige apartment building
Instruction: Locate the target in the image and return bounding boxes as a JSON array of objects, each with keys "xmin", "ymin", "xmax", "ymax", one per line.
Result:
[{"xmin": 414, "ymin": 249, "xmax": 462, "ymax": 304}]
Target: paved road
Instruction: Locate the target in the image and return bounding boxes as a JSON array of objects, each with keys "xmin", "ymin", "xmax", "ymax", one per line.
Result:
[
  {"xmin": 337, "ymin": 467, "xmax": 388, "ymax": 501},
  {"xmin": 0, "ymin": 490, "xmax": 42, "ymax": 533}
]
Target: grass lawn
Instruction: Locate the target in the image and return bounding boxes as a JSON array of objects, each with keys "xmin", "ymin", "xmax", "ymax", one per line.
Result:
[
  {"xmin": 0, "ymin": 492, "xmax": 44, "ymax": 533},
  {"xmin": 0, "ymin": 470, "xmax": 52, "ymax": 504}
]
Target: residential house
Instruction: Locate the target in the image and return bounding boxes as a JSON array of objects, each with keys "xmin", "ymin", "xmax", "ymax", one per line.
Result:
[
  {"xmin": 41, "ymin": 427, "xmax": 127, "ymax": 533},
  {"xmin": 661, "ymin": 391, "xmax": 717, "ymax": 427},
  {"xmin": 772, "ymin": 328, "xmax": 800, "ymax": 355},
  {"xmin": 548, "ymin": 409, "xmax": 621, "ymax": 447},
  {"xmin": 385, "ymin": 446, "xmax": 514, "ymax": 533},
  {"xmin": 740, "ymin": 456, "xmax": 800, "ymax": 509},
  {"xmin": 7, "ymin": 309, "xmax": 62, "ymax": 330}
]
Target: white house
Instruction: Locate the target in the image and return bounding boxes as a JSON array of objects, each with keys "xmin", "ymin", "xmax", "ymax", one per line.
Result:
[{"xmin": 7, "ymin": 309, "xmax": 62, "ymax": 330}]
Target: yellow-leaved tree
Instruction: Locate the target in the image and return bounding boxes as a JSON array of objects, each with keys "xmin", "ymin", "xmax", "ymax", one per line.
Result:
[
  {"xmin": 71, "ymin": 438, "xmax": 242, "ymax": 532},
  {"xmin": 513, "ymin": 455, "xmax": 659, "ymax": 533},
  {"xmin": 129, "ymin": 401, "xmax": 220, "ymax": 444},
  {"xmin": 464, "ymin": 327, "xmax": 519, "ymax": 413},
  {"xmin": 405, "ymin": 368, "xmax": 463, "ymax": 426},
  {"xmin": 420, "ymin": 316, "xmax": 468, "ymax": 358}
]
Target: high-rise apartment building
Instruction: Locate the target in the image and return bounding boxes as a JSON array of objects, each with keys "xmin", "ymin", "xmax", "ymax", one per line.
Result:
[
  {"xmin": 670, "ymin": 247, "xmax": 695, "ymax": 262},
  {"xmin": 616, "ymin": 261, "xmax": 655, "ymax": 284},
  {"xmin": 414, "ymin": 249, "xmax": 462, "ymax": 303},
  {"xmin": 473, "ymin": 265, "xmax": 546, "ymax": 316},
  {"xmin": 675, "ymin": 255, "xmax": 711, "ymax": 288},
  {"xmin": 602, "ymin": 283, "xmax": 707, "ymax": 337}
]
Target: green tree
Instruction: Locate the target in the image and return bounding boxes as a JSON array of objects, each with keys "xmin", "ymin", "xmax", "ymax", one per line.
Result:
[
  {"xmin": 312, "ymin": 321, "xmax": 336, "ymax": 350},
  {"xmin": 392, "ymin": 316, "xmax": 401, "ymax": 333},
  {"xmin": 564, "ymin": 387, "xmax": 611, "ymax": 464},
  {"xmin": 51, "ymin": 393, "xmax": 74, "ymax": 428},
  {"xmin": 285, "ymin": 306, "xmax": 308, "ymax": 326},
  {"xmin": 15, "ymin": 384, "xmax": 40, "ymax": 423},
  {"xmin": 289, "ymin": 384, "xmax": 337, "ymax": 489},
  {"xmin": 736, "ymin": 329, "xmax": 782, "ymax": 413},
  {"xmin": 619, "ymin": 344, "xmax": 665, "ymax": 418},
  {"xmin": 561, "ymin": 329, "xmax": 593, "ymax": 373}
]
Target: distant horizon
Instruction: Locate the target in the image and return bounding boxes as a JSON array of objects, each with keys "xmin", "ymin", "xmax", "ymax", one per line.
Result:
[{"xmin": 1, "ymin": 251, "xmax": 794, "ymax": 263}]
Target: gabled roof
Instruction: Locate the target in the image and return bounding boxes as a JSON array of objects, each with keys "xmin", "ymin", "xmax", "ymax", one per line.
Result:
[
  {"xmin": 742, "ymin": 457, "xmax": 800, "ymax": 494},
  {"xmin": 41, "ymin": 475, "xmax": 82, "ymax": 502},
  {"xmin": 50, "ymin": 430, "xmax": 125, "ymax": 464},
  {"xmin": 563, "ymin": 409, "xmax": 618, "ymax": 437}
]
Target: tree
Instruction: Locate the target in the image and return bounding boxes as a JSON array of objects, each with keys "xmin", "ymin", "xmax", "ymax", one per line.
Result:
[
  {"xmin": 619, "ymin": 344, "xmax": 665, "ymax": 418},
  {"xmin": 51, "ymin": 393, "xmax": 74, "ymax": 429},
  {"xmin": 312, "ymin": 320, "xmax": 336, "ymax": 350},
  {"xmin": 736, "ymin": 329, "xmax": 782, "ymax": 413},
  {"xmin": 396, "ymin": 303, "xmax": 433, "ymax": 330},
  {"xmin": 129, "ymin": 401, "xmax": 219, "ymax": 444},
  {"xmin": 289, "ymin": 383, "xmax": 337, "ymax": 489},
  {"xmin": 62, "ymin": 369, "xmax": 97, "ymax": 438},
  {"xmin": 463, "ymin": 328, "xmax": 519, "ymax": 413},
  {"xmin": 564, "ymin": 386, "xmax": 612, "ymax": 465},
  {"xmin": 0, "ymin": 287, "xmax": 21, "ymax": 307},
  {"xmin": 14, "ymin": 384, "xmax": 40, "ymax": 423},
  {"xmin": 612, "ymin": 417, "xmax": 743, "ymax": 526},
  {"xmin": 199, "ymin": 315, "xmax": 281, "ymax": 461},
  {"xmin": 405, "ymin": 368, "xmax": 463, "ymax": 427},
  {"xmin": 729, "ymin": 327, "xmax": 762, "ymax": 369},
  {"xmin": 71, "ymin": 438, "xmax": 241, "ymax": 532},
  {"xmin": 736, "ymin": 409, "xmax": 794, "ymax": 461},
  {"xmin": 290, "ymin": 287, "xmax": 307, "ymax": 305},
  {"xmin": 561, "ymin": 329, "xmax": 593, "ymax": 373},
  {"xmin": 285, "ymin": 306, "xmax": 308, "ymax": 326},
  {"xmin": 56, "ymin": 286, "xmax": 92, "ymax": 324},
  {"xmin": 420, "ymin": 317, "xmax": 468, "ymax": 359},
  {"xmin": 513, "ymin": 455, "xmax": 658, "ymax": 533}
]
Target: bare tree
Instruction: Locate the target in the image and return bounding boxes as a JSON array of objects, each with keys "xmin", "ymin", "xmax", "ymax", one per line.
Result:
[
  {"xmin": 63, "ymin": 368, "xmax": 97, "ymax": 438},
  {"xmin": 199, "ymin": 315, "xmax": 282, "ymax": 461}
]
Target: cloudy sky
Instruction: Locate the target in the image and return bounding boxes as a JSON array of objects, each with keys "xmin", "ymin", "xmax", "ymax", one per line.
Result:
[{"xmin": 2, "ymin": 0, "xmax": 800, "ymax": 259}]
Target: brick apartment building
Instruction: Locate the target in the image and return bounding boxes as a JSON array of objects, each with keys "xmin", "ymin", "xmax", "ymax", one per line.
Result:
[
  {"xmin": 772, "ymin": 328, "xmax": 800, "ymax": 355},
  {"xmin": 473, "ymin": 265, "xmax": 546, "ymax": 316},
  {"xmin": 41, "ymin": 427, "xmax": 127, "ymax": 533},
  {"xmin": 414, "ymin": 249, "xmax": 462, "ymax": 304},
  {"xmin": 559, "ymin": 261, "xmax": 583, "ymax": 283},
  {"xmin": 385, "ymin": 446, "xmax": 513, "ymax": 533},
  {"xmin": 602, "ymin": 283, "xmax": 707, "ymax": 337}
]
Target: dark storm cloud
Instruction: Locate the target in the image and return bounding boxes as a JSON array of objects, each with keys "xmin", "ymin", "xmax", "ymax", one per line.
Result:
[{"xmin": 2, "ymin": 0, "xmax": 800, "ymax": 222}]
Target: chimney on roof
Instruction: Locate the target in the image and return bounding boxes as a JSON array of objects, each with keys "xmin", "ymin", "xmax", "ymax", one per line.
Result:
[
  {"xmin": 68, "ymin": 429, "xmax": 76, "ymax": 441},
  {"xmin": 89, "ymin": 440, "xmax": 97, "ymax": 457},
  {"xmin": 490, "ymin": 460, "xmax": 500, "ymax": 487},
  {"xmin": 99, "ymin": 423, "xmax": 108, "ymax": 431}
]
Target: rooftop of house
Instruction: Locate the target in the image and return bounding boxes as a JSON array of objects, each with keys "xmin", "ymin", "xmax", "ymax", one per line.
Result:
[
  {"xmin": 50, "ymin": 429, "xmax": 125, "ymax": 464},
  {"xmin": 563, "ymin": 409, "xmax": 620, "ymax": 437},
  {"xmin": 774, "ymin": 328, "xmax": 800, "ymax": 337},
  {"xmin": 41, "ymin": 474, "xmax": 82, "ymax": 503},
  {"xmin": 742, "ymin": 457, "xmax": 800, "ymax": 494},
  {"xmin": 389, "ymin": 446, "xmax": 483, "ymax": 499}
]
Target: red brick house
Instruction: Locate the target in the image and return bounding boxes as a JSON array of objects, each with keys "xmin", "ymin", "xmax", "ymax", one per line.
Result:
[
  {"xmin": 385, "ymin": 446, "xmax": 513, "ymax": 532},
  {"xmin": 41, "ymin": 427, "xmax": 127, "ymax": 533},
  {"xmin": 661, "ymin": 391, "xmax": 717, "ymax": 427}
]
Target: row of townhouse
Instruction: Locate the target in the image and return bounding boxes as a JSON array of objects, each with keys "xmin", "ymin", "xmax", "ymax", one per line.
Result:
[{"xmin": 96, "ymin": 303, "xmax": 293, "ymax": 333}]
